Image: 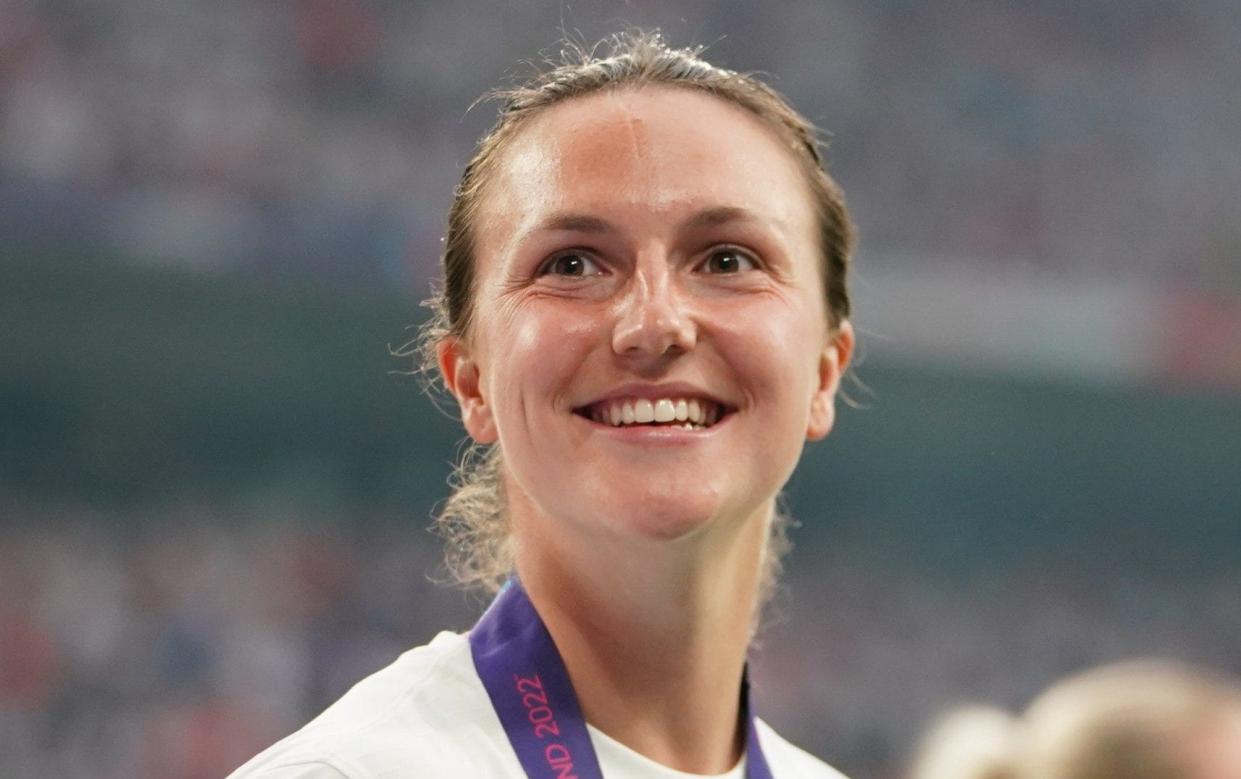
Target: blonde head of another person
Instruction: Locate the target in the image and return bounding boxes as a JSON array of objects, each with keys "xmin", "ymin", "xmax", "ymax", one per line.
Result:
[{"xmin": 910, "ymin": 660, "xmax": 1241, "ymax": 779}]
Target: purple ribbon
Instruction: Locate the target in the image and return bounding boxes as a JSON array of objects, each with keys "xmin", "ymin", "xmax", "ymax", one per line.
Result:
[{"xmin": 469, "ymin": 579, "xmax": 774, "ymax": 778}]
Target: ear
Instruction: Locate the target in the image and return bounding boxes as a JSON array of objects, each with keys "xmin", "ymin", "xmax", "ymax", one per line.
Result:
[
  {"xmin": 806, "ymin": 320, "xmax": 855, "ymax": 441},
  {"xmin": 437, "ymin": 336, "xmax": 498, "ymax": 444}
]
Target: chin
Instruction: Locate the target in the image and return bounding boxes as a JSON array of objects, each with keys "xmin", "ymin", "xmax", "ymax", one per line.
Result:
[{"xmin": 589, "ymin": 483, "xmax": 736, "ymax": 543}]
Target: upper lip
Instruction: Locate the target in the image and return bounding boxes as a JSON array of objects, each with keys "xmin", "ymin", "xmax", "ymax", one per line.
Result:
[{"xmin": 573, "ymin": 382, "xmax": 736, "ymax": 411}]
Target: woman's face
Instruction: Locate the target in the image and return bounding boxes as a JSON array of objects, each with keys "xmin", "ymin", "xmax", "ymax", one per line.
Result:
[{"xmin": 441, "ymin": 86, "xmax": 852, "ymax": 545}]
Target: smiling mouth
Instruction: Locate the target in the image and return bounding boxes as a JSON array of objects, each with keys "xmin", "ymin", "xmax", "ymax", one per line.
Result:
[{"xmin": 573, "ymin": 397, "xmax": 731, "ymax": 430}]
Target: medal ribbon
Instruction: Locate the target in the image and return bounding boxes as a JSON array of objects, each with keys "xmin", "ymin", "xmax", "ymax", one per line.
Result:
[{"xmin": 469, "ymin": 579, "xmax": 774, "ymax": 779}]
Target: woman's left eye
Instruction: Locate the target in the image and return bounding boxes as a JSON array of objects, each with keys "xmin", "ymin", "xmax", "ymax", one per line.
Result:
[{"xmin": 700, "ymin": 248, "xmax": 758, "ymax": 274}]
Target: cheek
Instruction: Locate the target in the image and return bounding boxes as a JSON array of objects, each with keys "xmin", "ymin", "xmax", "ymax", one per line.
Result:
[
  {"xmin": 481, "ymin": 302, "xmax": 598, "ymax": 429},
  {"xmin": 718, "ymin": 295, "xmax": 825, "ymax": 407}
]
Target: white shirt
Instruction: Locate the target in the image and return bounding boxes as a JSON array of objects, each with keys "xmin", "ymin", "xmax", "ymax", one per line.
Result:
[
  {"xmin": 228, "ymin": 631, "xmax": 848, "ymax": 778},
  {"xmin": 586, "ymin": 724, "xmax": 744, "ymax": 779}
]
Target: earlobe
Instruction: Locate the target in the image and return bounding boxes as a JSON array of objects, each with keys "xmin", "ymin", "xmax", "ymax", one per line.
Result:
[
  {"xmin": 806, "ymin": 320, "xmax": 855, "ymax": 441},
  {"xmin": 437, "ymin": 337, "xmax": 498, "ymax": 444}
]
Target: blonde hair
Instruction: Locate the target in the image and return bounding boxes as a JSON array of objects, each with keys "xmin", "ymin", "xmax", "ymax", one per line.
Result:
[
  {"xmin": 910, "ymin": 660, "xmax": 1241, "ymax": 779},
  {"xmin": 910, "ymin": 706, "xmax": 1019, "ymax": 779},
  {"xmin": 402, "ymin": 30, "xmax": 850, "ymax": 596}
]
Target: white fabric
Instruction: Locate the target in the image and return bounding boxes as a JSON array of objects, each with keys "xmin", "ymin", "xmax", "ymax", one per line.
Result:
[
  {"xmin": 228, "ymin": 630, "xmax": 848, "ymax": 778},
  {"xmin": 586, "ymin": 723, "xmax": 745, "ymax": 779}
]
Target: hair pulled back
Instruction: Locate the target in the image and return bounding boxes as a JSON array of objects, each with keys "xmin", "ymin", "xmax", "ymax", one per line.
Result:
[{"xmin": 409, "ymin": 30, "xmax": 854, "ymax": 595}]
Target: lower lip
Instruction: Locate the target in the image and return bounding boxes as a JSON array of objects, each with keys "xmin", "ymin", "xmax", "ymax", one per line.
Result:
[{"xmin": 573, "ymin": 412, "xmax": 730, "ymax": 446}]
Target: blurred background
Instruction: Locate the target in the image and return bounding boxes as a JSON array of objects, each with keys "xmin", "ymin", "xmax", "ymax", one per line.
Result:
[{"xmin": 2, "ymin": 1, "xmax": 1239, "ymax": 777}]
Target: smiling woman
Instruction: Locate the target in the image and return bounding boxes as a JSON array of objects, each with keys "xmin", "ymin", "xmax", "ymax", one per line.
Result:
[{"xmin": 231, "ymin": 31, "xmax": 855, "ymax": 779}]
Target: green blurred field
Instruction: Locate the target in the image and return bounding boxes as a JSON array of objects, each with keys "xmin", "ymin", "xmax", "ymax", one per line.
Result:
[{"xmin": 4, "ymin": 250, "xmax": 1238, "ymax": 578}]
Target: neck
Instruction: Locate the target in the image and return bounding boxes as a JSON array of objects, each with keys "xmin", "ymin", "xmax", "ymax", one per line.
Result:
[{"xmin": 512, "ymin": 499, "xmax": 771, "ymax": 774}]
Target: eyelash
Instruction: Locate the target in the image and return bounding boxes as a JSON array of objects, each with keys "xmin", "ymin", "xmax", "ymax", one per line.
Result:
[
  {"xmin": 535, "ymin": 245, "xmax": 762, "ymax": 278},
  {"xmin": 537, "ymin": 250, "xmax": 606, "ymax": 278},
  {"xmin": 696, "ymin": 246, "xmax": 760, "ymax": 274}
]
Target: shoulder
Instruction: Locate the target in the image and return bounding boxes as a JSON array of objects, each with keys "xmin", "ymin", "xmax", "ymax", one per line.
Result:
[
  {"xmin": 755, "ymin": 719, "xmax": 852, "ymax": 779},
  {"xmin": 228, "ymin": 631, "xmax": 521, "ymax": 779}
]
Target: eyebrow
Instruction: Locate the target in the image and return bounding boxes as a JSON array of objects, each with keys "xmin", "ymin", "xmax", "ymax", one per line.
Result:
[
  {"xmin": 532, "ymin": 213, "xmax": 615, "ymax": 234},
  {"xmin": 530, "ymin": 206, "xmax": 772, "ymax": 236},
  {"xmin": 681, "ymin": 206, "xmax": 767, "ymax": 231}
]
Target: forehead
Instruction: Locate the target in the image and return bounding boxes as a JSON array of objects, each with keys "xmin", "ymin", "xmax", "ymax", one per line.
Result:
[{"xmin": 477, "ymin": 86, "xmax": 816, "ymax": 238}]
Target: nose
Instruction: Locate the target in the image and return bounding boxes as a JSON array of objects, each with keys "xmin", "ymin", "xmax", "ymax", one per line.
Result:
[{"xmin": 610, "ymin": 255, "xmax": 697, "ymax": 358}]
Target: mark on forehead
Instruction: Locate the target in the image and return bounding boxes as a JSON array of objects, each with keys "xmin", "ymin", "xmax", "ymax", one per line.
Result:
[
  {"xmin": 620, "ymin": 102, "xmax": 649, "ymax": 161},
  {"xmin": 583, "ymin": 88, "xmax": 653, "ymax": 166}
]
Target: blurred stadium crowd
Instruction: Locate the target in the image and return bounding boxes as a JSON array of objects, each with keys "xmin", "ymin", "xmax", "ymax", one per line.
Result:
[
  {"xmin": 3, "ymin": 1, "xmax": 1240, "ymax": 291},
  {"xmin": 3, "ymin": 504, "xmax": 1239, "ymax": 778}
]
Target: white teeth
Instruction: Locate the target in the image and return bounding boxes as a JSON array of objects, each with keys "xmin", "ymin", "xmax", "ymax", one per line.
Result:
[{"xmin": 590, "ymin": 396, "xmax": 724, "ymax": 428}]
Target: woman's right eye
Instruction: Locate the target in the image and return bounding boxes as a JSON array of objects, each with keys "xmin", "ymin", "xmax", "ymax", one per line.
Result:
[{"xmin": 539, "ymin": 251, "xmax": 604, "ymax": 277}]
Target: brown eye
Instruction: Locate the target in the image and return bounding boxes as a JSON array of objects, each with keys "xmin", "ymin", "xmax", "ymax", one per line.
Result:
[
  {"xmin": 702, "ymin": 248, "xmax": 757, "ymax": 274},
  {"xmin": 541, "ymin": 251, "xmax": 603, "ymax": 277}
]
